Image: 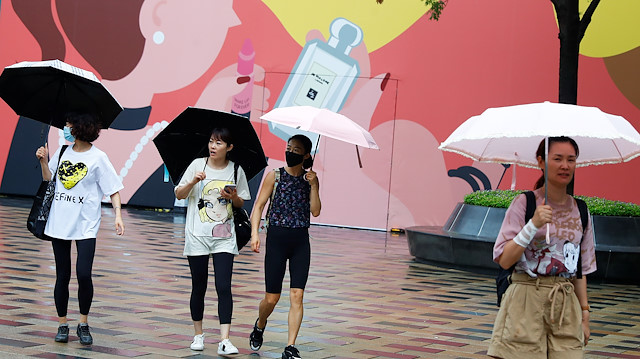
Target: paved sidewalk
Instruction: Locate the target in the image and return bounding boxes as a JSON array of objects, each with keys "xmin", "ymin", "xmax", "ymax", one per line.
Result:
[{"xmin": 0, "ymin": 196, "xmax": 638, "ymax": 358}]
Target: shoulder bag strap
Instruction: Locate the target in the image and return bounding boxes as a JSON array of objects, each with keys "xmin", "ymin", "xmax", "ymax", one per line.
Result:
[{"xmin": 52, "ymin": 145, "xmax": 68, "ymax": 182}]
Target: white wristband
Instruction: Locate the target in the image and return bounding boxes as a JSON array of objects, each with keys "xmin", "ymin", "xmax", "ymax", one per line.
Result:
[{"xmin": 513, "ymin": 219, "xmax": 540, "ymax": 248}]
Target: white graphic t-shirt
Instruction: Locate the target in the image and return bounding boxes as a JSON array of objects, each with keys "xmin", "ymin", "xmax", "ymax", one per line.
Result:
[
  {"xmin": 45, "ymin": 145, "xmax": 123, "ymax": 240},
  {"xmin": 178, "ymin": 158, "xmax": 250, "ymax": 256}
]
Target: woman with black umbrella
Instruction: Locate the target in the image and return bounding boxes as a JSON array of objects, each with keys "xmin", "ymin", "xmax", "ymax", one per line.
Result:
[
  {"xmin": 35, "ymin": 113, "xmax": 124, "ymax": 346},
  {"xmin": 174, "ymin": 127, "xmax": 250, "ymax": 354}
]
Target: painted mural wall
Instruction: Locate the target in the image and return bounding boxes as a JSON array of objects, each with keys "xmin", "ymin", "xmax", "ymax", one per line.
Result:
[{"xmin": 0, "ymin": 0, "xmax": 638, "ymax": 231}]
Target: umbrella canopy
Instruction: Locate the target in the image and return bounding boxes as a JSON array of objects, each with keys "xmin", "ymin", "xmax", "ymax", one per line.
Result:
[
  {"xmin": 260, "ymin": 106, "xmax": 379, "ymax": 150},
  {"xmin": 438, "ymin": 102, "xmax": 640, "ymax": 168},
  {"xmin": 153, "ymin": 107, "xmax": 267, "ymax": 185},
  {"xmin": 0, "ymin": 59, "xmax": 122, "ymax": 129}
]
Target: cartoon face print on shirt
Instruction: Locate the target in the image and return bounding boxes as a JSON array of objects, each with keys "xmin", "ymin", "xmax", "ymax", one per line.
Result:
[
  {"xmin": 58, "ymin": 160, "xmax": 88, "ymax": 189},
  {"xmin": 197, "ymin": 180, "xmax": 233, "ymax": 238},
  {"xmin": 563, "ymin": 241, "xmax": 580, "ymax": 274}
]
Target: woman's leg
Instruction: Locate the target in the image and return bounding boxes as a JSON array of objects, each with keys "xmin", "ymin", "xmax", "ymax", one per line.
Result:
[
  {"xmin": 211, "ymin": 252, "xmax": 234, "ymax": 339},
  {"xmin": 51, "ymin": 238, "xmax": 72, "ymax": 323},
  {"xmin": 188, "ymin": 255, "xmax": 210, "ymax": 334},
  {"xmin": 260, "ymin": 226, "xmax": 289, "ymax": 327},
  {"xmin": 287, "ymin": 228, "xmax": 310, "ymax": 346},
  {"xmin": 287, "ymin": 288, "xmax": 304, "ymax": 346},
  {"xmin": 257, "ymin": 292, "xmax": 281, "ymax": 328},
  {"xmin": 75, "ymin": 238, "xmax": 96, "ymax": 323}
]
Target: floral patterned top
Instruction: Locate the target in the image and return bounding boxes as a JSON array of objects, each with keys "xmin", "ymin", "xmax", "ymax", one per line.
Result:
[{"xmin": 268, "ymin": 167, "xmax": 310, "ymax": 228}]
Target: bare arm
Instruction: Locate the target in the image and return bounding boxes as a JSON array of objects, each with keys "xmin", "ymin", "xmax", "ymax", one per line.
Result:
[
  {"xmin": 110, "ymin": 192, "xmax": 125, "ymax": 235},
  {"xmin": 306, "ymin": 170, "xmax": 321, "ymax": 217},
  {"xmin": 497, "ymin": 203, "xmax": 551, "ymax": 269},
  {"xmin": 573, "ymin": 276, "xmax": 590, "ymax": 344},
  {"xmin": 175, "ymin": 171, "xmax": 205, "ymax": 200},
  {"xmin": 35, "ymin": 144, "xmax": 52, "ymax": 181},
  {"xmin": 249, "ymin": 171, "xmax": 275, "ymax": 253}
]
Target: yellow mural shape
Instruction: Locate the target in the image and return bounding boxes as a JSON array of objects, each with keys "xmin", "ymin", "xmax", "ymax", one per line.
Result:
[
  {"xmin": 262, "ymin": 0, "xmax": 429, "ymax": 53},
  {"xmin": 579, "ymin": 0, "xmax": 640, "ymax": 58}
]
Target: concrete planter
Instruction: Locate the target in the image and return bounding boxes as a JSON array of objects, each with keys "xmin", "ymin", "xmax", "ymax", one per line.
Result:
[{"xmin": 406, "ymin": 203, "xmax": 640, "ymax": 283}]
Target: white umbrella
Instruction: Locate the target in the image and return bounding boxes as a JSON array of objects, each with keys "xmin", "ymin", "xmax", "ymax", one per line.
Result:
[
  {"xmin": 439, "ymin": 101, "xmax": 640, "ymax": 243},
  {"xmin": 260, "ymin": 106, "xmax": 379, "ymax": 167},
  {"xmin": 438, "ymin": 102, "xmax": 640, "ymax": 168}
]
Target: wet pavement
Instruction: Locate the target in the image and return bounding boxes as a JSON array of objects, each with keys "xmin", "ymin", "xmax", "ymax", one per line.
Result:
[{"xmin": 0, "ymin": 196, "xmax": 638, "ymax": 358}]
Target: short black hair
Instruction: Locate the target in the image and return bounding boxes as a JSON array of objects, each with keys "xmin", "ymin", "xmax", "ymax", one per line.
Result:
[
  {"xmin": 211, "ymin": 127, "xmax": 233, "ymax": 146},
  {"xmin": 67, "ymin": 113, "xmax": 101, "ymax": 142}
]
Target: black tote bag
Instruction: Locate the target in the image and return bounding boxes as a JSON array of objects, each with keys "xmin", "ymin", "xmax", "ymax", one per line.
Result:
[{"xmin": 27, "ymin": 145, "xmax": 67, "ymax": 240}]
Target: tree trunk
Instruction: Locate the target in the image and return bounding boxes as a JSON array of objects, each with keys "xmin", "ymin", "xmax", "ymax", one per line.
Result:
[
  {"xmin": 553, "ymin": 0, "xmax": 580, "ymax": 105},
  {"xmin": 552, "ymin": 0, "xmax": 601, "ymax": 105}
]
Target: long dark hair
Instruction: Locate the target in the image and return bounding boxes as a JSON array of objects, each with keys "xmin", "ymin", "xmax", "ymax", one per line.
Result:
[
  {"xmin": 534, "ymin": 136, "xmax": 579, "ymax": 193},
  {"xmin": 288, "ymin": 134, "xmax": 314, "ymax": 169}
]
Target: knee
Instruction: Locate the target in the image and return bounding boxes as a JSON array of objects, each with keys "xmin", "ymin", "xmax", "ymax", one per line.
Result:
[
  {"xmin": 263, "ymin": 293, "xmax": 280, "ymax": 307},
  {"xmin": 216, "ymin": 283, "xmax": 232, "ymax": 298},
  {"xmin": 290, "ymin": 289, "xmax": 304, "ymax": 305}
]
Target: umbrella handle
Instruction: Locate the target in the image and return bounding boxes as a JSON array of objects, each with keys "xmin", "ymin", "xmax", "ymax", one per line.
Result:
[{"xmin": 546, "ymin": 224, "xmax": 550, "ymax": 244}]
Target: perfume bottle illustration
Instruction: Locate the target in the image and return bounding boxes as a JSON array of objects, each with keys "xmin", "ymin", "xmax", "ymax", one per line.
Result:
[
  {"xmin": 270, "ymin": 18, "xmax": 363, "ymax": 149},
  {"xmin": 231, "ymin": 39, "xmax": 255, "ymax": 118}
]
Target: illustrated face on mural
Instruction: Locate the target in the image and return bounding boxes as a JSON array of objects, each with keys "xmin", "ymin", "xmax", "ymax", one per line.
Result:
[{"xmin": 138, "ymin": 0, "xmax": 240, "ymax": 93}]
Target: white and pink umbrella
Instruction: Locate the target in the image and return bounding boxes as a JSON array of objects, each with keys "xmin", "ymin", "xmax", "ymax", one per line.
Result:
[{"xmin": 260, "ymin": 106, "xmax": 379, "ymax": 167}]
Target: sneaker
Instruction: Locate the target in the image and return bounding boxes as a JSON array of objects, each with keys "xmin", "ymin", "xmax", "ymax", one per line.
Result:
[
  {"xmin": 76, "ymin": 323, "xmax": 93, "ymax": 345},
  {"xmin": 190, "ymin": 333, "xmax": 204, "ymax": 351},
  {"xmin": 54, "ymin": 324, "xmax": 69, "ymax": 343},
  {"xmin": 218, "ymin": 338, "xmax": 239, "ymax": 355},
  {"xmin": 249, "ymin": 318, "xmax": 266, "ymax": 351},
  {"xmin": 282, "ymin": 345, "xmax": 301, "ymax": 359}
]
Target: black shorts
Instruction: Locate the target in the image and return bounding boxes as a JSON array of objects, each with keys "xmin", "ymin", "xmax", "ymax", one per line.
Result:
[{"xmin": 264, "ymin": 226, "xmax": 310, "ymax": 293}]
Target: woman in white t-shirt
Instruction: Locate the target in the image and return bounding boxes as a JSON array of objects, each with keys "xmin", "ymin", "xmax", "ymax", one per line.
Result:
[
  {"xmin": 174, "ymin": 127, "xmax": 250, "ymax": 355},
  {"xmin": 35, "ymin": 113, "xmax": 124, "ymax": 346}
]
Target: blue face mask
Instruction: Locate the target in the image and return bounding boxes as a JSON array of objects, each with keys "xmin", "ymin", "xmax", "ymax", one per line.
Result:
[{"xmin": 63, "ymin": 126, "xmax": 75, "ymax": 142}]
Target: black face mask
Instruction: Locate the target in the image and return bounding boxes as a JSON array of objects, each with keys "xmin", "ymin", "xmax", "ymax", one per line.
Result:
[{"xmin": 285, "ymin": 151, "xmax": 304, "ymax": 167}]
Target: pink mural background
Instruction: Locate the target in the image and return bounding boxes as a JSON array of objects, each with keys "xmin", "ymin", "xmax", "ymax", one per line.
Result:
[{"xmin": 0, "ymin": 0, "xmax": 638, "ymax": 230}]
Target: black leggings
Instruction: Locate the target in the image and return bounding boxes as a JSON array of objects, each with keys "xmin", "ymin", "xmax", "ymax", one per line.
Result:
[
  {"xmin": 51, "ymin": 238, "xmax": 96, "ymax": 317},
  {"xmin": 188, "ymin": 252, "xmax": 234, "ymax": 324},
  {"xmin": 265, "ymin": 226, "xmax": 310, "ymax": 294}
]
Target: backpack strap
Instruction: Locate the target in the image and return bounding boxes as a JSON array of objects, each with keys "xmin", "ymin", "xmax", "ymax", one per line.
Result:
[
  {"xmin": 523, "ymin": 191, "xmax": 536, "ymax": 224},
  {"xmin": 506, "ymin": 191, "xmax": 536, "ymax": 273},
  {"xmin": 574, "ymin": 197, "xmax": 589, "ymax": 279},
  {"xmin": 264, "ymin": 168, "xmax": 281, "ymax": 229}
]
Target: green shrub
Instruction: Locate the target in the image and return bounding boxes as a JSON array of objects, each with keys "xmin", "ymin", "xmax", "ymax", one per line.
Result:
[{"xmin": 463, "ymin": 190, "xmax": 640, "ymax": 217}]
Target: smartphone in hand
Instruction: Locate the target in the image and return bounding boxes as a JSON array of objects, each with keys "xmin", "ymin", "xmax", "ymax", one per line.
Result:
[{"xmin": 224, "ymin": 184, "xmax": 237, "ymax": 194}]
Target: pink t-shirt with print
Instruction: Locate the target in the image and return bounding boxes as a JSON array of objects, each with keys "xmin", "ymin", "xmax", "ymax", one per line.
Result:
[{"xmin": 493, "ymin": 188, "xmax": 597, "ymax": 277}]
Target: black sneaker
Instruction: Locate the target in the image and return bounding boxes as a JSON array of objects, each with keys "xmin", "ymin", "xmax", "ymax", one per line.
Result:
[
  {"xmin": 54, "ymin": 324, "xmax": 69, "ymax": 343},
  {"xmin": 76, "ymin": 323, "xmax": 93, "ymax": 345},
  {"xmin": 282, "ymin": 345, "xmax": 301, "ymax": 359},
  {"xmin": 249, "ymin": 318, "xmax": 266, "ymax": 351}
]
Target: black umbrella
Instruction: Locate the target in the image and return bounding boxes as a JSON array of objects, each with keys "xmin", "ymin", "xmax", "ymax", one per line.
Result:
[
  {"xmin": 153, "ymin": 107, "xmax": 268, "ymax": 185},
  {"xmin": 0, "ymin": 59, "xmax": 123, "ymax": 129}
]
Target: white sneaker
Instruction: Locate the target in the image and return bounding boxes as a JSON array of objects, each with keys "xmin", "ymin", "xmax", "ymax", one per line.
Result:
[
  {"xmin": 190, "ymin": 333, "xmax": 204, "ymax": 351},
  {"xmin": 218, "ymin": 338, "xmax": 239, "ymax": 355}
]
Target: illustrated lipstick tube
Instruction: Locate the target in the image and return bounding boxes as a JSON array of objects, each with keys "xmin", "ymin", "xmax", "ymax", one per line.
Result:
[{"xmin": 231, "ymin": 38, "xmax": 255, "ymax": 119}]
